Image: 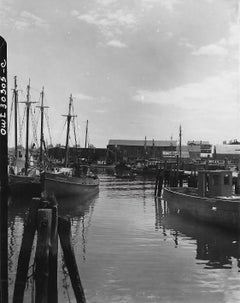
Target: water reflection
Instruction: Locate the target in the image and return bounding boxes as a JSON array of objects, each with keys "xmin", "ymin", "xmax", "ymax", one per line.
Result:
[
  {"xmin": 155, "ymin": 198, "xmax": 240, "ymax": 271},
  {"xmin": 8, "ymin": 175, "xmax": 240, "ymax": 303}
]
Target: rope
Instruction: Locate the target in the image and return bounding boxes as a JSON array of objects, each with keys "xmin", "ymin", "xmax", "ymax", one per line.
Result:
[
  {"xmin": 30, "ymin": 107, "xmax": 39, "ymax": 148},
  {"xmin": 17, "ymin": 101, "xmax": 22, "ymax": 146},
  {"xmin": 19, "ymin": 107, "xmax": 26, "ymax": 147},
  {"xmin": 8, "ymin": 92, "xmax": 14, "ymax": 136},
  {"xmin": 44, "ymin": 111, "xmax": 53, "ymax": 146},
  {"xmin": 71, "ymin": 119, "xmax": 78, "ymax": 147},
  {"xmin": 58, "ymin": 119, "xmax": 67, "ymax": 145}
]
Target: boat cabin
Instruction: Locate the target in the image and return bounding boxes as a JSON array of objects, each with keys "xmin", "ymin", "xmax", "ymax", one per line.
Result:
[{"xmin": 198, "ymin": 170, "xmax": 233, "ymax": 197}]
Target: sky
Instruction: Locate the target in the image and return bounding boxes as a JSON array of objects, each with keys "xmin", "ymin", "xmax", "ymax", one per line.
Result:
[{"xmin": 1, "ymin": 0, "xmax": 240, "ymax": 148}]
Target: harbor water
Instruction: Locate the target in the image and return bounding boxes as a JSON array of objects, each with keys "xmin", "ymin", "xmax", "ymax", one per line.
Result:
[{"xmin": 8, "ymin": 172, "xmax": 240, "ymax": 303}]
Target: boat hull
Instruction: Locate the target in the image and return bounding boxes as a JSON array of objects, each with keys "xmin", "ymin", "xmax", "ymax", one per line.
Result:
[
  {"xmin": 162, "ymin": 187, "xmax": 240, "ymax": 231},
  {"xmin": 8, "ymin": 174, "xmax": 41, "ymax": 196},
  {"xmin": 44, "ymin": 172, "xmax": 99, "ymax": 198}
]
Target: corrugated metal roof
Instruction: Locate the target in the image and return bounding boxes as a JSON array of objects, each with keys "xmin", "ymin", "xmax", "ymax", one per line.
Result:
[
  {"xmin": 215, "ymin": 144, "xmax": 240, "ymax": 154},
  {"xmin": 108, "ymin": 139, "xmax": 177, "ymax": 147}
]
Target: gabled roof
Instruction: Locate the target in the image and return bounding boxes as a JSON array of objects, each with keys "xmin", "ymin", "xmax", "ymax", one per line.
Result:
[
  {"xmin": 187, "ymin": 140, "xmax": 211, "ymax": 145},
  {"xmin": 108, "ymin": 139, "xmax": 177, "ymax": 147}
]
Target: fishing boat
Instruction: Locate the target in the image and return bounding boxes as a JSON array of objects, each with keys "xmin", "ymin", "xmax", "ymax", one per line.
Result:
[
  {"xmin": 162, "ymin": 170, "xmax": 240, "ymax": 231},
  {"xmin": 114, "ymin": 162, "xmax": 136, "ymax": 179},
  {"xmin": 8, "ymin": 78, "xmax": 42, "ymax": 195},
  {"xmin": 43, "ymin": 94, "xmax": 99, "ymax": 198}
]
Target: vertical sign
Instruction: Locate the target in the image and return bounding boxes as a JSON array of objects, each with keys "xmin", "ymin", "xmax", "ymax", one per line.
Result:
[{"xmin": 0, "ymin": 36, "xmax": 8, "ymax": 303}]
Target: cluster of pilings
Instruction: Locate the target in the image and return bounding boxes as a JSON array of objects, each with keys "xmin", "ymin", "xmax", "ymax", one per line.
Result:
[
  {"xmin": 12, "ymin": 196, "xmax": 86, "ymax": 303},
  {"xmin": 154, "ymin": 168, "xmax": 198, "ymax": 197}
]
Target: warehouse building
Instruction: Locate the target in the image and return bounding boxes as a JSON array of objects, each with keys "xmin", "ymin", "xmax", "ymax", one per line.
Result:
[{"xmin": 107, "ymin": 139, "xmax": 177, "ymax": 163}]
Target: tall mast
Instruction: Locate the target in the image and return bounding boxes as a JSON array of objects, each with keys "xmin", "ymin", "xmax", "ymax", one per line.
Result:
[
  {"xmin": 63, "ymin": 94, "xmax": 76, "ymax": 167},
  {"xmin": 25, "ymin": 80, "xmax": 31, "ymax": 175},
  {"xmin": 144, "ymin": 136, "xmax": 147, "ymax": 159},
  {"xmin": 37, "ymin": 87, "xmax": 48, "ymax": 168},
  {"xmin": 13, "ymin": 76, "xmax": 18, "ymax": 159},
  {"xmin": 179, "ymin": 125, "xmax": 182, "ymax": 164},
  {"xmin": 21, "ymin": 79, "xmax": 36, "ymax": 175},
  {"xmin": 85, "ymin": 120, "xmax": 88, "ymax": 148}
]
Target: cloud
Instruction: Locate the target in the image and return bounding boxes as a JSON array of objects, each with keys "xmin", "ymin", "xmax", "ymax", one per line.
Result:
[
  {"xmin": 192, "ymin": 22, "xmax": 238, "ymax": 59},
  {"xmin": 77, "ymin": 10, "xmax": 136, "ymax": 28},
  {"xmin": 192, "ymin": 44, "xmax": 228, "ymax": 56},
  {"xmin": 96, "ymin": 0, "xmax": 118, "ymax": 6},
  {"xmin": 72, "ymin": 5, "xmax": 136, "ymax": 43},
  {"xmin": 13, "ymin": 11, "xmax": 49, "ymax": 30},
  {"xmin": 74, "ymin": 93, "xmax": 96, "ymax": 101},
  {"xmin": 107, "ymin": 39, "xmax": 127, "ymax": 48},
  {"xmin": 142, "ymin": 0, "xmax": 180, "ymax": 11},
  {"xmin": 133, "ymin": 71, "xmax": 238, "ymax": 116},
  {"xmin": 95, "ymin": 109, "xmax": 107, "ymax": 113}
]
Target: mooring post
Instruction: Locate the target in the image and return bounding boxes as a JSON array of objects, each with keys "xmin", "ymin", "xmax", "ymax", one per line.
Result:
[
  {"xmin": 58, "ymin": 216, "xmax": 86, "ymax": 303},
  {"xmin": 157, "ymin": 170, "xmax": 163, "ymax": 197},
  {"xmin": 35, "ymin": 209, "xmax": 52, "ymax": 303},
  {"xmin": 13, "ymin": 197, "xmax": 41, "ymax": 303},
  {"xmin": 48, "ymin": 196, "xmax": 58, "ymax": 303},
  {"xmin": 154, "ymin": 170, "xmax": 160, "ymax": 196}
]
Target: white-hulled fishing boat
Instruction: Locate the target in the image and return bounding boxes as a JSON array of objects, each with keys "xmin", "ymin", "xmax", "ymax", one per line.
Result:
[{"xmin": 43, "ymin": 94, "xmax": 99, "ymax": 198}]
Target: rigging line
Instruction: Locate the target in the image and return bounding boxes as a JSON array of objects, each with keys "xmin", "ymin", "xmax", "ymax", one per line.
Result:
[
  {"xmin": 76, "ymin": 116, "xmax": 81, "ymax": 148},
  {"xmin": 44, "ymin": 111, "xmax": 53, "ymax": 146},
  {"xmin": 8, "ymin": 92, "xmax": 14, "ymax": 135},
  {"xmin": 71, "ymin": 102, "xmax": 78, "ymax": 146},
  {"xmin": 71, "ymin": 118, "xmax": 78, "ymax": 147},
  {"xmin": 30, "ymin": 107, "xmax": 39, "ymax": 148},
  {"xmin": 19, "ymin": 107, "xmax": 26, "ymax": 147},
  {"xmin": 59, "ymin": 119, "xmax": 67, "ymax": 145},
  {"xmin": 17, "ymin": 101, "xmax": 22, "ymax": 145}
]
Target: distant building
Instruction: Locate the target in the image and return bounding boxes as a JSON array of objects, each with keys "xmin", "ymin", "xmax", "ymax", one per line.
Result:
[
  {"xmin": 223, "ymin": 139, "xmax": 240, "ymax": 145},
  {"xmin": 47, "ymin": 146, "xmax": 107, "ymax": 164},
  {"xmin": 187, "ymin": 140, "xmax": 212, "ymax": 159},
  {"xmin": 214, "ymin": 144, "xmax": 240, "ymax": 163},
  {"xmin": 107, "ymin": 139, "xmax": 177, "ymax": 163}
]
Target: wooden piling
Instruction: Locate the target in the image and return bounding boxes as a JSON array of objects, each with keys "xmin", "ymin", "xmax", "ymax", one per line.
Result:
[
  {"xmin": 48, "ymin": 196, "xmax": 58, "ymax": 303},
  {"xmin": 154, "ymin": 170, "xmax": 160, "ymax": 196},
  {"xmin": 13, "ymin": 198, "xmax": 41, "ymax": 303},
  {"xmin": 157, "ymin": 171, "xmax": 163, "ymax": 197},
  {"xmin": 58, "ymin": 216, "xmax": 86, "ymax": 303},
  {"xmin": 35, "ymin": 209, "xmax": 52, "ymax": 303}
]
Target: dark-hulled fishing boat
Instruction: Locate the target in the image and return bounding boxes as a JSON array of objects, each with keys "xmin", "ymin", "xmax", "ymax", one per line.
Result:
[
  {"xmin": 162, "ymin": 170, "xmax": 240, "ymax": 231},
  {"xmin": 8, "ymin": 79, "xmax": 42, "ymax": 195},
  {"xmin": 44, "ymin": 166, "xmax": 99, "ymax": 198}
]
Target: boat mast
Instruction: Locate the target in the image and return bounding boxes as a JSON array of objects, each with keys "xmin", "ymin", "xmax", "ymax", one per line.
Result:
[
  {"xmin": 13, "ymin": 76, "xmax": 18, "ymax": 159},
  {"xmin": 37, "ymin": 87, "xmax": 49, "ymax": 168},
  {"xmin": 63, "ymin": 94, "xmax": 76, "ymax": 167},
  {"xmin": 179, "ymin": 125, "xmax": 182, "ymax": 164},
  {"xmin": 144, "ymin": 136, "xmax": 147, "ymax": 159},
  {"xmin": 85, "ymin": 119, "xmax": 88, "ymax": 148},
  {"xmin": 22, "ymin": 79, "xmax": 36, "ymax": 175}
]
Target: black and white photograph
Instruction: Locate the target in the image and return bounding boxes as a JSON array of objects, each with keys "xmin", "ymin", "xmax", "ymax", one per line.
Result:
[{"xmin": 1, "ymin": 0, "xmax": 240, "ymax": 302}]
